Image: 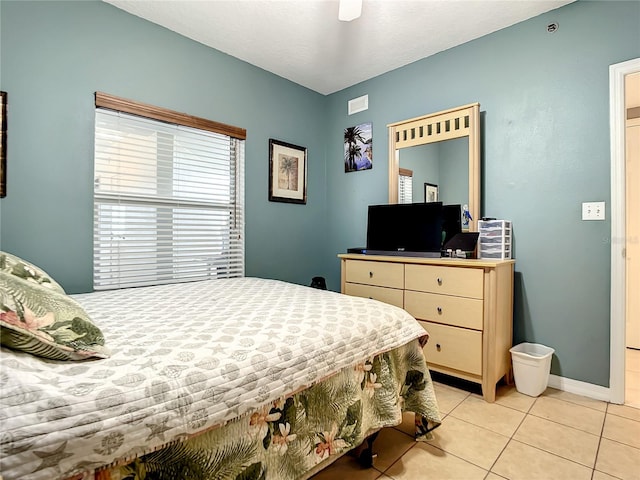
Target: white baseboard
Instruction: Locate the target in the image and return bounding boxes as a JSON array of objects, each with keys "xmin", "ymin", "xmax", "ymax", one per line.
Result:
[{"xmin": 547, "ymin": 374, "xmax": 612, "ymax": 403}]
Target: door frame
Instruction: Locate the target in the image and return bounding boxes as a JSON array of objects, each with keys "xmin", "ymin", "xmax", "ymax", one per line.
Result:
[{"xmin": 610, "ymin": 57, "xmax": 640, "ymax": 404}]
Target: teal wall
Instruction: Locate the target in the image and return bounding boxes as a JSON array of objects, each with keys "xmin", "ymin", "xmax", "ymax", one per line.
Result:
[
  {"xmin": 325, "ymin": 0, "xmax": 640, "ymax": 387},
  {"xmin": 439, "ymin": 138, "xmax": 468, "ymax": 207},
  {"xmin": 1, "ymin": 0, "xmax": 639, "ymax": 388},
  {"xmin": 400, "ymin": 143, "xmax": 440, "ymax": 202},
  {"xmin": 0, "ymin": 0, "xmax": 328, "ymax": 293},
  {"xmin": 396, "ymin": 139, "xmax": 468, "ymax": 205}
]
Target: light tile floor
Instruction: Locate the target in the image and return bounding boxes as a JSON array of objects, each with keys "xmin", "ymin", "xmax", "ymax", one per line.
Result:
[
  {"xmin": 312, "ymin": 379, "xmax": 640, "ymax": 480},
  {"xmin": 627, "ymin": 348, "xmax": 640, "ymax": 409}
]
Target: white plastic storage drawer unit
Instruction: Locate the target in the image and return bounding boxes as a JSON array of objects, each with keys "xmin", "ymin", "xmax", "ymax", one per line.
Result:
[{"xmin": 478, "ymin": 220, "xmax": 512, "ymax": 260}]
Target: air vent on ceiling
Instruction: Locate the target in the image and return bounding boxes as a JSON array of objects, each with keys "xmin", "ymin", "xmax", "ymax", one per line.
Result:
[{"xmin": 348, "ymin": 94, "xmax": 368, "ymax": 115}]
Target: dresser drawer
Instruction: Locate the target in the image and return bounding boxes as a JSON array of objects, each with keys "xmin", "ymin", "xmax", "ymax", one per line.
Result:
[
  {"xmin": 344, "ymin": 260, "xmax": 404, "ymax": 289},
  {"xmin": 405, "ymin": 291, "xmax": 483, "ymax": 330},
  {"xmin": 419, "ymin": 321, "xmax": 482, "ymax": 375},
  {"xmin": 405, "ymin": 264, "xmax": 483, "ymax": 299},
  {"xmin": 344, "ymin": 282, "xmax": 404, "ymax": 308}
]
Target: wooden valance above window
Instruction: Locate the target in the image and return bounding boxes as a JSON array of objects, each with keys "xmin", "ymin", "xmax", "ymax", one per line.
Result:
[{"xmin": 95, "ymin": 91, "xmax": 246, "ymax": 140}]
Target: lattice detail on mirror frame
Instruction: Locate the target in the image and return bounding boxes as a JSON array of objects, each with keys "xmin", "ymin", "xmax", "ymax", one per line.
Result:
[{"xmin": 394, "ymin": 110, "xmax": 471, "ymax": 149}]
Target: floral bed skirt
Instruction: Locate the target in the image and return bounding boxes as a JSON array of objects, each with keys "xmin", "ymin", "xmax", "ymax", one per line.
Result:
[{"xmin": 94, "ymin": 339, "xmax": 441, "ymax": 480}]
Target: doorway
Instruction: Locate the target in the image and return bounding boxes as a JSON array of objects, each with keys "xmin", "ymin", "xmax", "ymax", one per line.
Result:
[{"xmin": 610, "ymin": 58, "xmax": 640, "ymax": 407}]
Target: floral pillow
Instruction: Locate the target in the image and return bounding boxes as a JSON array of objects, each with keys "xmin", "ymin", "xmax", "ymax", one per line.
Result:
[
  {"xmin": 0, "ymin": 262, "xmax": 110, "ymax": 361},
  {"xmin": 0, "ymin": 251, "xmax": 66, "ymax": 294}
]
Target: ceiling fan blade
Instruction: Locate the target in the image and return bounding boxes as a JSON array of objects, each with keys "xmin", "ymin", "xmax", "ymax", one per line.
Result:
[{"xmin": 339, "ymin": 0, "xmax": 362, "ymax": 22}]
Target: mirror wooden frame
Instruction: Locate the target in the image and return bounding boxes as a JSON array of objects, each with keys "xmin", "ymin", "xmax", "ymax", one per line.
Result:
[{"xmin": 388, "ymin": 103, "xmax": 480, "ymax": 231}]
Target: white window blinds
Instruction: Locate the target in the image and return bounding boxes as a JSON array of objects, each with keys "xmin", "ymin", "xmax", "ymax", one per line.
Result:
[
  {"xmin": 94, "ymin": 108, "xmax": 245, "ymax": 290},
  {"xmin": 398, "ymin": 168, "xmax": 413, "ymax": 204}
]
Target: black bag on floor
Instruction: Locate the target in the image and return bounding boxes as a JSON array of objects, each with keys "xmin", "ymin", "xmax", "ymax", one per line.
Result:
[{"xmin": 310, "ymin": 276, "xmax": 327, "ymax": 290}]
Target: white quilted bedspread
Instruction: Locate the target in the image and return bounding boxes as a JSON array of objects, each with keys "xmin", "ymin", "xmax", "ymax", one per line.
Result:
[{"xmin": 0, "ymin": 277, "xmax": 428, "ymax": 480}]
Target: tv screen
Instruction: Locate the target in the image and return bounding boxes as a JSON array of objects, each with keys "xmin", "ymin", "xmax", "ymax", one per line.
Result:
[
  {"xmin": 366, "ymin": 203, "xmax": 444, "ymax": 257},
  {"xmin": 442, "ymin": 204, "xmax": 462, "ymax": 247}
]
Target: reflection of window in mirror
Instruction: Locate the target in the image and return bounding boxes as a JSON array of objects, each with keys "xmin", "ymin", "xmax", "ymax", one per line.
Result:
[
  {"xmin": 1, "ymin": 91, "xmax": 6, "ymax": 198},
  {"xmin": 399, "ymin": 167, "xmax": 413, "ymax": 203}
]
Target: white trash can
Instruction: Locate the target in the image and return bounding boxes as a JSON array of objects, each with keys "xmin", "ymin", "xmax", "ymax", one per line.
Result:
[{"xmin": 509, "ymin": 343, "xmax": 555, "ymax": 397}]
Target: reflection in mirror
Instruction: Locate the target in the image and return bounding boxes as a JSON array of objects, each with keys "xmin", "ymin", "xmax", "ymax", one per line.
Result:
[
  {"xmin": 399, "ymin": 137, "xmax": 468, "ymax": 206},
  {"xmin": 388, "ymin": 103, "xmax": 480, "ymax": 231}
]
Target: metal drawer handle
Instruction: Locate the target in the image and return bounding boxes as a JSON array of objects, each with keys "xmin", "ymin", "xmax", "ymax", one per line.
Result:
[
  {"xmin": 436, "ymin": 343, "xmax": 441, "ymax": 351},
  {"xmin": 437, "ymin": 306, "xmax": 442, "ymax": 314},
  {"xmin": 437, "ymin": 277, "xmax": 443, "ymax": 285},
  {"xmin": 369, "ymin": 271, "xmax": 374, "ymax": 278}
]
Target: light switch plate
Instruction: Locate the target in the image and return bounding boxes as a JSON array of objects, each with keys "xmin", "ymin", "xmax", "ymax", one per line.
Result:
[{"xmin": 582, "ymin": 201, "xmax": 605, "ymax": 220}]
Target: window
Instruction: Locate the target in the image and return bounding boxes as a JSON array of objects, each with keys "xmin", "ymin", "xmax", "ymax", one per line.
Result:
[
  {"xmin": 93, "ymin": 93, "xmax": 246, "ymax": 290},
  {"xmin": 398, "ymin": 167, "xmax": 413, "ymax": 204}
]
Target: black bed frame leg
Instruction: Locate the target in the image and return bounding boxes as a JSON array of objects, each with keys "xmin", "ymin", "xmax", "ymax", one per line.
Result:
[{"xmin": 357, "ymin": 431, "xmax": 379, "ymax": 468}]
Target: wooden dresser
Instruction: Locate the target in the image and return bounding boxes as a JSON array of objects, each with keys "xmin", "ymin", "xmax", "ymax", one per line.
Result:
[{"xmin": 339, "ymin": 253, "xmax": 515, "ymax": 402}]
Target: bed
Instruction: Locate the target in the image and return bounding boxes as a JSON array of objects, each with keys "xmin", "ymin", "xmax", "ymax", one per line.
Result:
[{"xmin": 0, "ymin": 252, "xmax": 441, "ymax": 480}]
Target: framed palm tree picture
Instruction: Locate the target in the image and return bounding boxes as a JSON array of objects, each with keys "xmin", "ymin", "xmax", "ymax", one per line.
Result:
[
  {"xmin": 269, "ymin": 138, "xmax": 307, "ymax": 204},
  {"xmin": 344, "ymin": 122, "xmax": 372, "ymax": 173}
]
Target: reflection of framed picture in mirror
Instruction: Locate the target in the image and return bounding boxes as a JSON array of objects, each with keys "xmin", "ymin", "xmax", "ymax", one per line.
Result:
[
  {"xmin": 424, "ymin": 182, "xmax": 438, "ymax": 202},
  {"xmin": 1, "ymin": 91, "xmax": 5, "ymax": 198}
]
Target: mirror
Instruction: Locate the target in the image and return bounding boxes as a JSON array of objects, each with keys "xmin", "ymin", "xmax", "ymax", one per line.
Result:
[
  {"xmin": 388, "ymin": 103, "xmax": 480, "ymax": 231},
  {"xmin": 399, "ymin": 137, "xmax": 469, "ymax": 205}
]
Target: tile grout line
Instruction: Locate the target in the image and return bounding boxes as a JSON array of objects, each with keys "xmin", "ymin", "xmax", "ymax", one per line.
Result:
[
  {"xmin": 539, "ymin": 393, "xmax": 609, "ymax": 414},
  {"xmin": 484, "ymin": 392, "xmax": 535, "ymax": 475},
  {"xmin": 382, "ymin": 403, "xmax": 467, "ymax": 477},
  {"xmin": 597, "ymin": 430, "xmax": 640, "ymax": 451},
  {"xmin": 395, "ymin": 439, "xmax": 493, "ymax": 476},
  {"xmin": 590, "ymin": 404, "xmax": 636, "ymax": 480},
  {"xmin": 525, "ymin": 410, "xmax": 606, "ymax": 438},
  {"xmin": 377, "ymin": 441, "xmax": 416, "ymax": 479},
  {"xmin": 590, "ymin": 403, "xmax": 607, "ymax": 480},
  {"xmin": 487, "ymin": 393, "xmax": 612, "ymax": 476},
  {"xmin": 493, "ymin": 393, "xmax": 639, "ymax": 478},
  {"xmin": 602, "ymin": 405, "xmax": 640, "ymax": 449},
  {"xmin": 507, "ymin": 437, "xmax": 601, "ymax": 476},
  {"xmin": 606, "ymin": 406, "xmax": 640, "ymax": 423},
  {"xmin": 513, "ymin": 395, "xmax": 602, "ymax": 473},
  {"xmin": 394, "ymin": 392, "xmax": 525, "ymax": 475},
  {"xmin": 327, "ymin": 385, "xmax": 639, "ymax": 480}
]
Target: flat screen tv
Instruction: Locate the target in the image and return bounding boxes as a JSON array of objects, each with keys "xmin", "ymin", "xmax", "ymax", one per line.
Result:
[
  {"xmin": 442, "ymin": 204, "xmax": 462, "ymax": 247},
  {"xmin": 366, "ymin": 202, "xmax": 445, "ymax": 257}
]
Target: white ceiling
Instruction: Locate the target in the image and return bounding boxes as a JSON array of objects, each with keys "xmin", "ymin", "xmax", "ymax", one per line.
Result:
[{"xmin": 104, "ymin": 0, "xmax": 574, "ymax": 95}]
